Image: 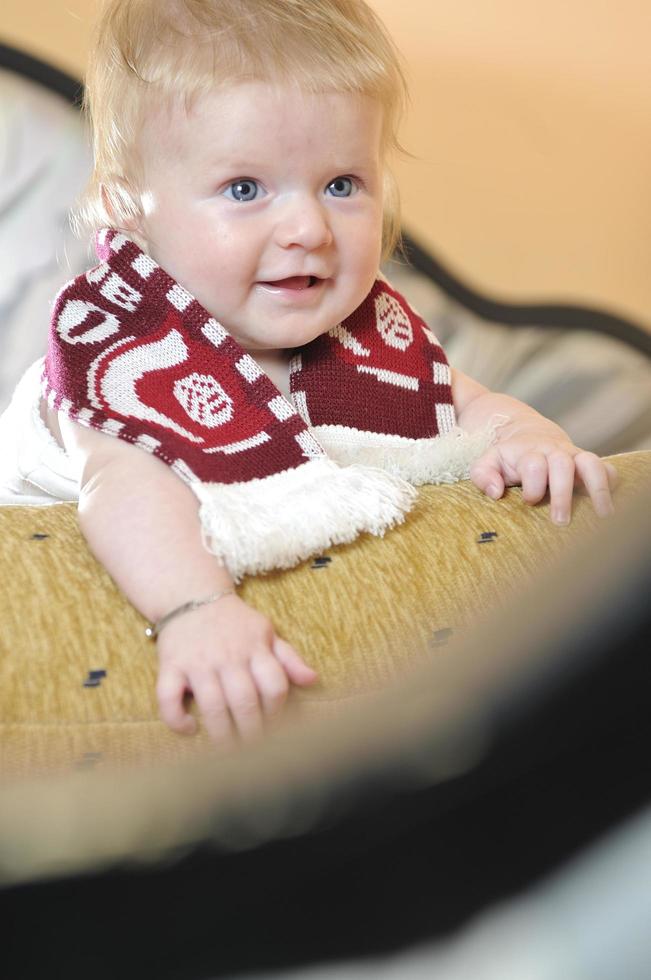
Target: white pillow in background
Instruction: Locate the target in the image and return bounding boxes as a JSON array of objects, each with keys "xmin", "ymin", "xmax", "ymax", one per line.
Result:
[{"xmin": 0, "ymin": 68, "xmax": 92, "ymax": 411}]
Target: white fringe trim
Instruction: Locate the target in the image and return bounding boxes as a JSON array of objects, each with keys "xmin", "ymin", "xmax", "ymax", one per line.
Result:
[
  {"xmin": 310, "ymin": 422, "xmax": 500, "ymax": 485},
  {"xmin": 191, "ymin": 458, "xmax": 417, "ymax": 582}
]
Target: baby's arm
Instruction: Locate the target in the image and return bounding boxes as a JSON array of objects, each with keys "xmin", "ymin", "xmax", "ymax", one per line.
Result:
[
  {"xmin": 55, "ymin": 412, "xmax": 317, "ymax": 742},
  {"xmin": 451, "ymin": 369, "xmax": 616, "ymax": 524}
]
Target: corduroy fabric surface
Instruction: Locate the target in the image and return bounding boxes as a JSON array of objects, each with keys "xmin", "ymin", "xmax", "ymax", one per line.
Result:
[{"xmin": 1, "ymin": 450, "xmax": 649, "ymax": 780}]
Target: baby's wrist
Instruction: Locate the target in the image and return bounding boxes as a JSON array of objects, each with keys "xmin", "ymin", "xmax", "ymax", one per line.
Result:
[
  {"xmin": 145, "ymin": 560, "xmax": 236, "ymax": 621},
  {"xmin": 145, "ymin": 587, "xmax": 237, "ymax": 639}
]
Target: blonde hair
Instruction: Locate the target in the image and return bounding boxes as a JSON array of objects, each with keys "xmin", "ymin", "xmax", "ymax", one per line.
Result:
[{"xmin": 78, "ymin": 0, "xmax": 408, "ymax": 258}]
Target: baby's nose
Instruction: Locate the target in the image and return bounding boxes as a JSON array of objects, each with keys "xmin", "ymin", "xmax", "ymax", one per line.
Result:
[{"xmin": 274, "ymin": 196, "xmax": 333, "ymax": 251}]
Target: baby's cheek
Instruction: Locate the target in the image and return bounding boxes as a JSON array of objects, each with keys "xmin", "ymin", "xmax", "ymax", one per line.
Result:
[
  {"xmin": 358, "ymin": 220, "xmax": 383, "ymax": 275},
  {"xmin": 350, "ymin": 244, "xmax": 383, "ymax": 303}
]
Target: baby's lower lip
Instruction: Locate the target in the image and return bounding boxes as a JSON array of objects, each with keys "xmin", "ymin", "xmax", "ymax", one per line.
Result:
[{"xmin": 258, "ymin": 276, "xmax": 320, "ymax": 290}]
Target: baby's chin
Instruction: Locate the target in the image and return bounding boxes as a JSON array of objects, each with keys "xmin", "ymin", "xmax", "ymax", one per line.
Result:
[{"xmin": 230, "ymin": 320, "xmax": 339, "ymax": 352}]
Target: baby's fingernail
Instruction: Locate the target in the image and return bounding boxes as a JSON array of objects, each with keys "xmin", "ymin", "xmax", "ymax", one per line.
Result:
[
  {"xmin": 552, "ymin": 510, "xmax": 569, "ymax": 526},
  {"xmin": 486, "ymin": 484, "xmax": 500, "ymax": 499}
]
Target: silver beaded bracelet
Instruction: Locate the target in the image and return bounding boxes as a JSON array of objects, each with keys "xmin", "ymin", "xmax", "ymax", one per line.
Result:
[{"xmin": 144, "ymin": 588, "xmax": 236, "ymax": 639}]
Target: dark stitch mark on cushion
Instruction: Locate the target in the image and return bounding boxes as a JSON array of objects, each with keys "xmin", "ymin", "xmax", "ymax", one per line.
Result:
[
  {"xmin": 477, "ymin": 531, "xmax": 498, "ymax": 544},
  {"xmin": 311, "ymin": 556, "xmax": 332, "ymax": 569},
  {"xmin": 31, "ymin": 533, "xmax": 50, "ymax": 540},
  {"xmin": 83, "ymin": 669, "xmax": 107, "ymax": 687},
  {"xmin": 75, "ymin": 752, "xmax": 103, "ymax": 770},
  {"xmin": 432, "ymin": 628, "xmax": 453, "ymax": 646}
]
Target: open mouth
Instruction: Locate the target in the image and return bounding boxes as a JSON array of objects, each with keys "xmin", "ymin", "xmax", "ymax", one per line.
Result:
[{"xmin": 260, "ymin": 275, "xmax": 320, "ymax": 290}]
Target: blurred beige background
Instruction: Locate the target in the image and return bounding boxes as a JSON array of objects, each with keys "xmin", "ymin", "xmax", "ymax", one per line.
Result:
[{"xmin": 3, "ymin": 0, "xmax": 650, "ymax": 328}]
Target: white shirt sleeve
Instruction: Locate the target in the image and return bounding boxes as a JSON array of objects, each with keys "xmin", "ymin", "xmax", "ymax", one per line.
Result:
[{"xmin": 0, "ymin": 358, "xmax": 81, "ymax": 506}]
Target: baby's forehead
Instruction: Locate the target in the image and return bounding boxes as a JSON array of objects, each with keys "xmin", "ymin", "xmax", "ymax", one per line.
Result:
[
  {"xmin": 147, "ymin": 77, "xmax": 382, "ymax": 117},
  {"xmin": 138, "ymin": 82, "xmax": 384, "ymax": 165}
]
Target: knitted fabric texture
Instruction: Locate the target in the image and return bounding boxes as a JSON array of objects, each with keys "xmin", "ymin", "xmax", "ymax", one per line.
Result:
[{"xmin": 43, "ymin": 229, "xmax": 484, "ymax": 579}]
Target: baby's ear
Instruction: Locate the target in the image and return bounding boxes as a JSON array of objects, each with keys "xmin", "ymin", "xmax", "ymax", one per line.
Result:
[{"xmin": 100, "ymin": 177, "xmax": 144, "ymax": 235}]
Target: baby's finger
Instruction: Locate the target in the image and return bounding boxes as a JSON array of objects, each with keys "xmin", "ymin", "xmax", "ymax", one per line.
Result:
[
  {"xmin": 605, "ymin": 461, "xmax": 619, "ymax": 489},
  {"xmin": 547, "ymin": 452, "xmax": 576, "ymax": 525},
  {"xmin": 156, "ymin": 665, "xmax": 197, "ymax": 735},
  {"xmin": 250, "ymin": 652, "xmax": 289, "ymax": 719},
  {"xmin": 469, "ymin": 450, "xmax": 505, "ymax": 500},
  {"xmin": 220, "ymin": 667, "xmax": 264, "ymax": 740},
  {"xmin": 273, "ymin": 638, "xmax": 318, "ymax": 687},
  {"xmin": 574, "ymin": 452, "xmax": 615, "ymax": 518},
  {"xmin": 517, "ymin": 452, "xmax": 550, "ymax": 505},
  {"xmin": 191, "ymin": 671, "xmax": 234, "ymax": 744}
]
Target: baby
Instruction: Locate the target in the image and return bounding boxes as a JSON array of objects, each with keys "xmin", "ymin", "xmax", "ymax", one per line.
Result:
[{"xmin": 5, "ymin": 0, "xmax": 616, "ymax": 743}]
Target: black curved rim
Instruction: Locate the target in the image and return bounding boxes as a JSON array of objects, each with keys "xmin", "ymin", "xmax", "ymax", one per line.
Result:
[
  {"xmin": 401, "ymin": 233, "xmax": 651, "ymax": 357},
  {"xmin": 0, "ymin": 41, "xmax": 82, "ymax": 105}
]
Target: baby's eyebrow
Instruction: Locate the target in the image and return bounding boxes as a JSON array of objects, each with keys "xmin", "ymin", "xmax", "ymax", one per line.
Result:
[
  {"xmin": 323, "ymin": 157, "xmax": 379, "ymax": 173},
  {"xmin": 203, "ymin": 158, "xmax": 259, "ymax": 171},
  {"xmin": 194, "ymin": 151, "xmax": 381, "ymax": 181}
]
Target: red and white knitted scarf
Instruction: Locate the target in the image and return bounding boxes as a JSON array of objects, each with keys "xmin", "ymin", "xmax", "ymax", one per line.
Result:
[{"xmin": 43, "ymin": 229, "xmax": 486, "ymax": 579}]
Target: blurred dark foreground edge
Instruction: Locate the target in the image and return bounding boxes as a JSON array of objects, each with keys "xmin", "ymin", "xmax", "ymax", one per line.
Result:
[{"xmin": 1, "ymin": 477, "xmax": 650, "ymax": 980}]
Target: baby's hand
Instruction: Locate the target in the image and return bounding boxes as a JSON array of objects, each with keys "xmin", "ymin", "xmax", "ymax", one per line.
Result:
[
  {"xmin": 155, "ymin": 593, "xmax": 318, "ymax": 743},
  {"xmin": 469, "ymin": 416, "xmax": 617, "ymax": 525}
]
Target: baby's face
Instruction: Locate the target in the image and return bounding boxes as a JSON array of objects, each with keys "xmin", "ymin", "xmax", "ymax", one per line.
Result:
[{"xmin": 134, "ymin": 82, "xmax": 385, "ymax": 352}]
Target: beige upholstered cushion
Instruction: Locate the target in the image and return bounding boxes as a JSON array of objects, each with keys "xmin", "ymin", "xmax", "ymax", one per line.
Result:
[{"xmin": 1, "ymin": 450, "xmax": 649, "ymax": 780}]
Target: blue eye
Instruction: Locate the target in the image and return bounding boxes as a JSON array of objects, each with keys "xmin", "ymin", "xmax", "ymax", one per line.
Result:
[
  {"xmin": 327, "ymin": 176, "xmax": 355, "ymax": 198},
  {"xmin": 223, "ymin": 179, "xmax": 261, "ymax": 202}
]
